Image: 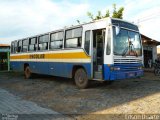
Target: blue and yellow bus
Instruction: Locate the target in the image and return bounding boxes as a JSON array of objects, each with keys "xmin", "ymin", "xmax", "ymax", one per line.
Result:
[{"xmin": 10, "ymin": 18, "xmax": 143, "ymax": 88}]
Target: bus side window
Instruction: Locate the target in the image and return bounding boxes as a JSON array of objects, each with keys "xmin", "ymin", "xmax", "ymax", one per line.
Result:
[
  {"xmin": 65, "ymin": 27, "xmax": 82, "ymax": 48},
  {"xmin": 29, "ymin": 37, "xmax": 37, "ymax": 51},
  {"xmin": 106, "ymin": 28, "xmax": 111, "ymax": 55},
  {"xmin": 17, "ymin": 40, "xmax": 22, "ymax": 52},
  {"xmin": 22, "ymin": 39, "xmax": 29, "ymax": 52},
  {"xmin": 11, "ymin": 42, "xmax": 15, "ymax": 53},
  {"xmin": 50, "ymin": 31, "xmax": 63, "ymax": 49},
  {"xmin": 38, "ymin": 34, "xmax": 49, "ymax": 51},
  {"xmin": 84, "ymin": 31, "xmax": 90, "ymax": 55},
  {"xmin": 14, "ymin": 41, "xmax": 18, "ymax": 53}
]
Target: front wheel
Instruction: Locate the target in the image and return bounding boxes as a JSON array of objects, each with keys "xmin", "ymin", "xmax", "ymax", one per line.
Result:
[
  {"xmin": 24, "ymin": 66, "xmax": 32, "ymax": 79},
  {"xmin": 74, "ymin": 68, "xmax": 89, "ymax": 89},
  {"xmin": 154, "ymin": 68, "xmax": 160, "ymax": 76}
]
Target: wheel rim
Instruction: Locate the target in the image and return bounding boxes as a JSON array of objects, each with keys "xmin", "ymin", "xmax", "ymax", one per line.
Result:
[
  {"xmin": 76, "ymin": 71, "xmax": 85, "ymax": 84},
  {"xmin": 26, "ymin": 68, "xmax": 30, "ymax": 76},
  {"xmin": 158, "ymin": 70, "xmax": 160, "ymax": 76},
  {"xmin": 77, "ymin": 73, "xmax": 85, "ymax": 84},
  {"xmin": 155, "ymin": 69, "xmax": 158, "ymax": 76},
  {"xmin": 75, "ymin": 69, "xmax": 88, "ymax": 88},
  {"xmin": 25, "ymin": 67, "xmax": 31, "ymax": 78}
]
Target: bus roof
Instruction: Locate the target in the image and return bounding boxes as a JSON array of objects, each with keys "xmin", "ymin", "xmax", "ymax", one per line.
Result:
[{"xmin": 11, "ymin": 17, "xmax": 138, "ymax": 43}]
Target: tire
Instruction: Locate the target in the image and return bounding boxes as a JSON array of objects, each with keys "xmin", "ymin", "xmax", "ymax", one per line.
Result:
[
  {"xmin": 157, "ymin": 69, "xmax": 160, "ymax": 76},
  {"xmin": 24, "ymin": 66, "xmax": 32, "ymax": 79},
  {"xmin": 154, "ymin": 68, "xmax": 159, "ymax": 76},
  {"xmin": 74, "ymin": 68, "xmax": 89, "ymax": 89}
]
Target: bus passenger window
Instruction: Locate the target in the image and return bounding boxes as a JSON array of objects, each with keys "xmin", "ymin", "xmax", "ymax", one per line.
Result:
[
  {"xmin": 22, "ymin": 39, "xmax": 29, "ymax": 52},
  {"xmin": 39, "ymin": 43, "xmax": 48, "ymax": 50},
  {"xmin": 14, "ymin": 41, "xmax": 18, "ymax": 53},
  {"xmin": 28, "ymin": 37, "xmax": 37, "ymax": 51},
  {"xmin": 29, "ymin": 45, "xmax": 35, "ymax": 51},
  {"xmin": 50, "ymin": 32, "xmax": 63, "ymax": 49},
  {"xmin": 106, "ymin": 28, "xmax": 111, "ymax": 55},
  {"xmin": 65, "ymin": 27, "xmax": 82, "ymax": 48},
  {"xmin": 38, "ymin": 34, "xmax": 49, "ymax": 50},
  {"xmin": 84, "ymin": 31, "xmax": 90, "ymax": 55},
  {"xmin": 50, "ymin": 41, "xmax": 62, "ymax": 49},
  {"xmin": 11, "ymin": 42, "xmax": 15, "ymax": 53},
  {"xmin": 17, "ymin": 40, "xmax": 22, "ymax": 52}
]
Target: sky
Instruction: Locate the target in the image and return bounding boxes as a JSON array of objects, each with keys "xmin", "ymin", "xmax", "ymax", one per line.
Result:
[{"xmin": 0, "ymin": 0, "xmax": 160, "ymax": 45}]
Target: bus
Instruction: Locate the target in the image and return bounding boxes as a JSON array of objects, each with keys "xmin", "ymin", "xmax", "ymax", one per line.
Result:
[{"xmin": 10, "ymin": 18, "xmax": 143, "ymax": 88}]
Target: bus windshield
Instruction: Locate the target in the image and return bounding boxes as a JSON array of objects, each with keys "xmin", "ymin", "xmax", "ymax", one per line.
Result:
[{"xmin": 113, "ymin": 26, "xmax": 142, "ymax": 56}]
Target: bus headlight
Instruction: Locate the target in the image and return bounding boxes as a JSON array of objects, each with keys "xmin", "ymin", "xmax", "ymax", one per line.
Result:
[
  {"xmin": 110, "ymin": 67, "xmax": 121, "ymax": 71},
  {"xmin": 138, "ymin": 66, "xmax": 143, "ymax": 70}
]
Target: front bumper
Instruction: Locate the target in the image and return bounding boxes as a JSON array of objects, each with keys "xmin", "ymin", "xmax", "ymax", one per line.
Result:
[
  {"xmin": 103, "ymin": 64, "xmax": 144, "ymax": 81},
  {"xmin": 109, "ymin": 70, "xmax": 143, "ymax": 80}
]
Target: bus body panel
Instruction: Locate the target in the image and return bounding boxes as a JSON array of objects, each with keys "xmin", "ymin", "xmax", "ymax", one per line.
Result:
[
  {"xmin": 10, "ymin": 49, "xmax": 92, "ymax": 79},
  {"xmin": 10, "ymin": 61, "xmax": 91, "ymax": 78}
]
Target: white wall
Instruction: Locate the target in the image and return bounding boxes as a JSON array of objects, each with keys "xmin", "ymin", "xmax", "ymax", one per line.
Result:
[{"xmin": 152, "ymin": 46, "xmax": 157, "ymax": 62}]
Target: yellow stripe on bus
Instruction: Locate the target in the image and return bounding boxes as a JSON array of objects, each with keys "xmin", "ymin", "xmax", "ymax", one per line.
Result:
[
  {"xmin": 10, "ymin": 55, "xmax": 29, "ymax": 59},
  {"xmin": 10, "ymin": 52, "xmax": 90, "ymax": 60}
]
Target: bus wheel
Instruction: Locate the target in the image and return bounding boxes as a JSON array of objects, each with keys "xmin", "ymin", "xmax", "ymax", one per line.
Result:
[
  {"xmin": 24, "ymin": 66, "xmax": 32, "ymax": 79},
  {"xmin": 74, "ymin": 68, "xmax": 88, "ymax": 89}
]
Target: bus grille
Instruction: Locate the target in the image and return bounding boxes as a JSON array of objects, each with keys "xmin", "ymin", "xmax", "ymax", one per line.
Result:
[
  {"xmin": 114, "ymin": 57, "xmax": 142, "ymax": 71},
  {"xmin": 114, "ymin": 58, "xmax": 142, "ymax": 64},
  {"xmin": 114, "ymin": 64, "xmax": 139, "ymax": 71}
]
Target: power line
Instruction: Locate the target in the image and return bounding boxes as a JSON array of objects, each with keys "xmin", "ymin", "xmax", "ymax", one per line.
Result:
[{"xmin": 135, "ymin": 11, "xmax": 160, "ymax": 24}]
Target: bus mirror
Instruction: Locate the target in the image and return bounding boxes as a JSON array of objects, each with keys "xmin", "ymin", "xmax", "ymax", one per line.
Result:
[{"xmin": 115, "ymin": 26, "xmax": 120, "ymax": 35}]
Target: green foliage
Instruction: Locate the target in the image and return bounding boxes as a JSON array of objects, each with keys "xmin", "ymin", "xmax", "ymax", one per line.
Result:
[
  {"xmin": 104, "ymin": 9, "xmax": 110, "ymax": 18},
  {"xmin": 87, "ymin": 3, "xmax": 124, "ymax": 21},
  {"xmin": 87, "ymin": 12, "xmax": 94, "ymax": 21},
  {"xmin": 95, "ymin": 11, "xmax": 102, "ymax": 20},
  {"xmin": 112, "ymin": 4, "xmax": 124, "ymax": 19}
]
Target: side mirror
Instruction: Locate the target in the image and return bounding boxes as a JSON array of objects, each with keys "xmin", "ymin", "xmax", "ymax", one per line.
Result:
[{"xmin": 115, "ymin": 26, "xmax": 120, "ymax": 35}]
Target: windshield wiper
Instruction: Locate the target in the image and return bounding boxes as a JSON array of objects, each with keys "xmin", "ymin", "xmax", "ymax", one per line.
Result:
[{"xmin": 122, "ymin": 47, "xmax": 129, "ymax": 56}]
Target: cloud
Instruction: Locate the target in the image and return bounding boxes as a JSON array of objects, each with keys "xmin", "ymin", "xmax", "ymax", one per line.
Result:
[
  {"xmin": 0, "ymin": 0, "xmax": 89, "ymax": 44},
  {"xmin": 122, "ymin": 0, "xmax": 160, "ymax": 41},
  {"xmin": 0, "ymin": 0, "xmax": 160, "ymax": 45}
]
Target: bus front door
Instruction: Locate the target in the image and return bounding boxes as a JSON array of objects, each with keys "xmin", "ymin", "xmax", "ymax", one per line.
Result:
[{"xmin": 92, "ymin": 29, "xmax": 105, "ymax": 79}]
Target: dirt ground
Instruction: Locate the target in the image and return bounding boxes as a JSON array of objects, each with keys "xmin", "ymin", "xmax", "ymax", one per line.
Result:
[{"xmin": 0, "ymin": 71, "xmax": 160, "ymax": 120}]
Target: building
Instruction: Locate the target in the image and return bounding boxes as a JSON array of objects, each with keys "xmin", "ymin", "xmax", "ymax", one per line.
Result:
[
  {"xmin": 0, "ymin": 44, "xmax": 10, "ymax": 71},
  {"xmin": 141, "ymin": 34, "xmax": 160, "ymax": 67},
  {"xmin": 157, "ymin": 47, "xmax": 160, "ymax": 58}
]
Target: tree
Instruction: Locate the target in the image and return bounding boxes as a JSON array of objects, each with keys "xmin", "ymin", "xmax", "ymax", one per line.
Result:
[
  {"xmin": 112, "ymin": 4, "xmax": 124, "ymax": 19},
  {"xmin": 95, "ymin": 11, "xmax": 102, "ymax": 20},
  {"xmin": 87, "ymin": 12, "xmax": 94, "ymax": 21},
  {"xmin": 104, "ymin": 9, "xmax": 110, "ymax": 18},
  {"xmin": 87, "ymin": 3, "xmax": 124, "ymax": 21}
]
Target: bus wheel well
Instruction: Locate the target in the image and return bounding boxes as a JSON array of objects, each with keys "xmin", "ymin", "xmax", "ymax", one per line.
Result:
[
  {"xmin": 24, "ymin": 63, "xmax": 29, "ymax": 71},
  {"xmin": 72, "ymin": 65, "xmax": 86, "ymax": 78}
]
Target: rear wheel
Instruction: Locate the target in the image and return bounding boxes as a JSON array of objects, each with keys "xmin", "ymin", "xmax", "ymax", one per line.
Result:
[
  {"xmin": 157, "ymin": 69, "xmax": 160, "ymax": 76},
  {"xmin": 24, "ymin": 66, "xmax": 32, "ymax": 79},
  {"xmin": 74, "ymin": 68, "xmax": 89, "ymax": 89}
]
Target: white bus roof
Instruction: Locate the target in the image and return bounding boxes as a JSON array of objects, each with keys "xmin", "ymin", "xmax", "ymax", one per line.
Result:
[{"xmin": 12, "ymin": 17, "xmax": 138, "ymax": 42}]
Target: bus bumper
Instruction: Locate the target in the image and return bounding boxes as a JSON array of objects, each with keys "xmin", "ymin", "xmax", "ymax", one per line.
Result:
[
  {"xmin": 109, "ymin": 70, "xmax": 143, "ymax": 80},
  {"xmin": 103, "ymin": 64, "xmax": 144, "ymax": 81}
]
